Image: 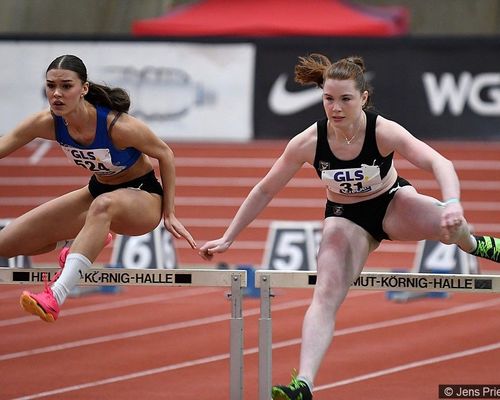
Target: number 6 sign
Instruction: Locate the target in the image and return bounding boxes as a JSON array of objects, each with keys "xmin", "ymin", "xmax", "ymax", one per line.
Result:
[{"xmin": 111, "ymin": 224, "xmax": 177, "ymax": 269}]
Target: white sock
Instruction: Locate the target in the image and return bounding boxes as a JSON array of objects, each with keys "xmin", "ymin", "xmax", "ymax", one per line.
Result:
[{"xmin": 51, "ymin": 253, "xmax": 91, "ymax": 305}]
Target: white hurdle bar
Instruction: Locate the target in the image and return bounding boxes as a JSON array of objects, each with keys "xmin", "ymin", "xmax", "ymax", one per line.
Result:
[
  {"xmin": 255, "ymin": 270, "xmax": 500, "ymax": 400},
  {"xmin": 0, "ymin": 267, "xmax": 247, "ymax": 400}
]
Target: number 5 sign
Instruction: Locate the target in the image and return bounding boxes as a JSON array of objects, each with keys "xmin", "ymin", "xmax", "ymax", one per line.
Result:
[
  {"xmin": 261, "ymin": 221, "xmax": 322, "ymax": 271},
  {"xmin": 111, "ymin": 224, "xmax": 177, "ymax": 269}
]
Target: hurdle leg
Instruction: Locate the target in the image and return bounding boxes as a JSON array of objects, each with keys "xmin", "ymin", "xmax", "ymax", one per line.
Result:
[
  {"xmin": 230, "ymin": 273, "xmax": 244, "ymax": 400},
  {"xmin": 259, "ymin": 273, "xmax": 272, "ymax": 400}
]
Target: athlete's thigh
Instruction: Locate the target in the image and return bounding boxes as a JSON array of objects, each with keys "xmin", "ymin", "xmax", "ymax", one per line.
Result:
[
  {"xmin": 0, "ymin": 187, "xmax": 93, "ymax": 254},
  {"xmin": 383, "ymin": 186, "xmax": 443, "ymax": 241},
  {"xmin": 316, "ymin": 217, "xmax": 376, "ymax": 291},
  {"xmin": 103, "ymin": 188, "xmax": 162, "ymax": 236}
]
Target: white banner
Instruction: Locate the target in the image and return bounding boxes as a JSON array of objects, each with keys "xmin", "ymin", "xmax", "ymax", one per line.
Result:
[{"xmin": 0, "ymin": 41, "xmax": 255, "ymax": 141}]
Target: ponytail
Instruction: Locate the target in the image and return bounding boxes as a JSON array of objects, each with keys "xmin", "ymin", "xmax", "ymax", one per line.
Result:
[
  {"xmin": 85, "ymin": 82, "xmax": 130, "ymax": 113},
  {"xmin": 294, "ymin": 52, "xmax": 372, "ymax": 108},
  {"xmin": 294, "ymin": 53, "xmax": 332, "ymax": 88}
]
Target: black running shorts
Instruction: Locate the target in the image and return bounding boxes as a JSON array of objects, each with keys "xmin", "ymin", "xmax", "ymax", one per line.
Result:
[
  {"xmin": 88, "ymin": 170, "xmax": 163, "ymax": 198},
  {"xmin": 324, "ymin": 176, "xmax": 412, "ymax": 242}
]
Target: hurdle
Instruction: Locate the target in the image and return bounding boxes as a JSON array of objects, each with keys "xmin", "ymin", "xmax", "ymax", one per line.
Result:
[
  {"xmin": 255, "ymin": 270, "xmax": 500, "ymax": 400},
  {"xmin": 0, "ymin": 267, "xmax": 247, "ymax": 400}
]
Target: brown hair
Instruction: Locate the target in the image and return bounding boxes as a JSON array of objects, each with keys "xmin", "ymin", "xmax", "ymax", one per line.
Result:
[
  {"xmin": 294, "ymin": 53, "xmax": 372, "ymax": 108},
  {"xmin": 47, "ymin": 55, "xmax": 131, "ymax": 113}
]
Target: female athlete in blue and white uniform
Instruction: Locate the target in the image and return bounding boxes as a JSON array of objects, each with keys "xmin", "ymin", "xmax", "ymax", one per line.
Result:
[{"xmin": 0, "ymin": 55, "xmax": 196, "ymax": 322}]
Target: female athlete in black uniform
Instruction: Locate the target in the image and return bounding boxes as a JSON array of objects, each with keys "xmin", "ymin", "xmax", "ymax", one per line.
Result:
[{"xmin": 199, "ymin": 53, "xmax": 500, "ymax": 400}]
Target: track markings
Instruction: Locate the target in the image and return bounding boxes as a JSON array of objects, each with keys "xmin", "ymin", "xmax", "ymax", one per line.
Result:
[{"xmin": 5, "ymin": 297, "xmax": 500, "ymax": 399}]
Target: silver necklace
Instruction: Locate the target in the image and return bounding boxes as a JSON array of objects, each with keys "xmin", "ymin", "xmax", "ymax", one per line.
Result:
[
  {"xmin": 341, "ymin": 112, "xmax": 365, "ymax": 145},
  {"xmin": 343, "ymin": 132, "xmax": 357, "ymax": 145}
]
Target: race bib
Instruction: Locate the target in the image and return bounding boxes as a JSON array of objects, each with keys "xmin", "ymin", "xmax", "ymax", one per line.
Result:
[
  {"xmin": 61, "ymin": 146, "xmax": 126, "ymax": 176},
  {"xmin": 321, "ymin": 164, "xmax": 382, "ymax": 194}
]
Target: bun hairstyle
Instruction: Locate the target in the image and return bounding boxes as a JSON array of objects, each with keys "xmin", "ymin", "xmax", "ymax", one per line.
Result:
[
  {"xmin": 46, "ymin": 55, "xmax": 131, "ymax": 113},
  {"xmin": 294, "ymin": 53, "xmax": 372, "ymax": 109}
]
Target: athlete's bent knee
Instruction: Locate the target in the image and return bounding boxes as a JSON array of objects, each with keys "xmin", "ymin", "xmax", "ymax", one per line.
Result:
[{"xmin": 88, "ymin": 195, "xmax": 114, "ymax": 219}]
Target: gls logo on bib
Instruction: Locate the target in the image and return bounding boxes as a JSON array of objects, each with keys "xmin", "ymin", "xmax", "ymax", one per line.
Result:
[
  {"xmin": 422, "ymin": 72, "xmax": 500, "ymax": 116},
  {"xmin": 321, "ymin": 164, "xmax": 382, "ymax": 195}
]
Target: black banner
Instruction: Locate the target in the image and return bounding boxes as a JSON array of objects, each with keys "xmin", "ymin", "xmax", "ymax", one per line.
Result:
[{"xmin": 253, "ymin": 37, "xmax": 500, "ymax": 140}]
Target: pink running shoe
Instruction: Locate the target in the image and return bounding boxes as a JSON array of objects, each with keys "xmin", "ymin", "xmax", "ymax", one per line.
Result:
[
  {"xmin": 20, "ymin": 281, "xmax": 60, "ymax": 323},
  {"xmin": 58, "ymin": 244, "xmax": 70, "ymax": 269},
  {"xmin": 58, "ymin": 233, "xmax": 113, "ymax": 268}
]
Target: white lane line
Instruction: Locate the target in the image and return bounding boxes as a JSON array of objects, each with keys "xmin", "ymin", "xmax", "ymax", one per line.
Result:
[
  {"xmin": 28, "ymin": 141, "xmax": 52, "ymax": 165},
  {"xmin": 0, "ymin": 176, "xmax": 499, "ymax": 190},
  {"xmin": 315, "ymin": 342, "xmax": 500, "ymax": 392},
  {"xmin": 0, "ymin": 197, "xmax": 499, "ymax": 209},
  {"xmin": 0, "ymin": 287, "xmax": 219, "ymax": 328},
  {"xmin": 4, "ymin": 294, "xmax": 379, "ymax": 362},
  {"xmin": 5, "ymin": 298, "xmax": 500, "ymax": 399},
  {"xmin": 2, "ymin": 157, "xmax": 500, "ymax": 170},
  {"xmin": 0, "ymin": 297, "xmax": 312, "ymax": 362}
]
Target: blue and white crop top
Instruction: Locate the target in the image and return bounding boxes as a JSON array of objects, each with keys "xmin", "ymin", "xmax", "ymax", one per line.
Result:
[{"xmin": 54, "ymin": 105, "xmax": 141, "ymax": 176}]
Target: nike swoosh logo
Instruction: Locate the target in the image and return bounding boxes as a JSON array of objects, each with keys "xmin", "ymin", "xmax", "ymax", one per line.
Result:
[{"xmin": 268, "ymin": 74, "xmax": 322, "ymax": 115}]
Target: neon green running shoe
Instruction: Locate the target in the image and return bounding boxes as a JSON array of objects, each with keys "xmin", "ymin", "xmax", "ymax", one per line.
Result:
[
  {"xmin": 472, "ymin": 235, "xmax": 500, "ymax": 263},
  {"xmin": 272, "ymin": 374, "xmax": 312, "ymax": 400}
]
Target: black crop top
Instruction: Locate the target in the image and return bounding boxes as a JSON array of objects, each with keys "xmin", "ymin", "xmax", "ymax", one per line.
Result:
[{"xmin": 313, "ymin": 110, "xmax": 394, "ymax": 195}]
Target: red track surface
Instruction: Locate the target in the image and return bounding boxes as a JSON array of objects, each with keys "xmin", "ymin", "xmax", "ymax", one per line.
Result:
[{"xmin": 1, "ymin": 140, "xmax": 499, "ymax": 399}]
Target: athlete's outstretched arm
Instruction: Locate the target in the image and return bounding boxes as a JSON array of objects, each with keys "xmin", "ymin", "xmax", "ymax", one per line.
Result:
[
  {"xmin": 199, "ymin": 127, "xmax": 316, "ymax": 260},
  {"xmin": 0, "ymin": 111, "xmax": 54, "ymax": 159},
  {"xmin": 111, "ymin": 114, "xmax": 197, "ymax": 249}
]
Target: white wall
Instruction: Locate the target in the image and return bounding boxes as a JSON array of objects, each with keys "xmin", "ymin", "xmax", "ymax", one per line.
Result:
[{"xmin": 0, "ymin": 41, "xmax": 255, "ymax": 142}]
